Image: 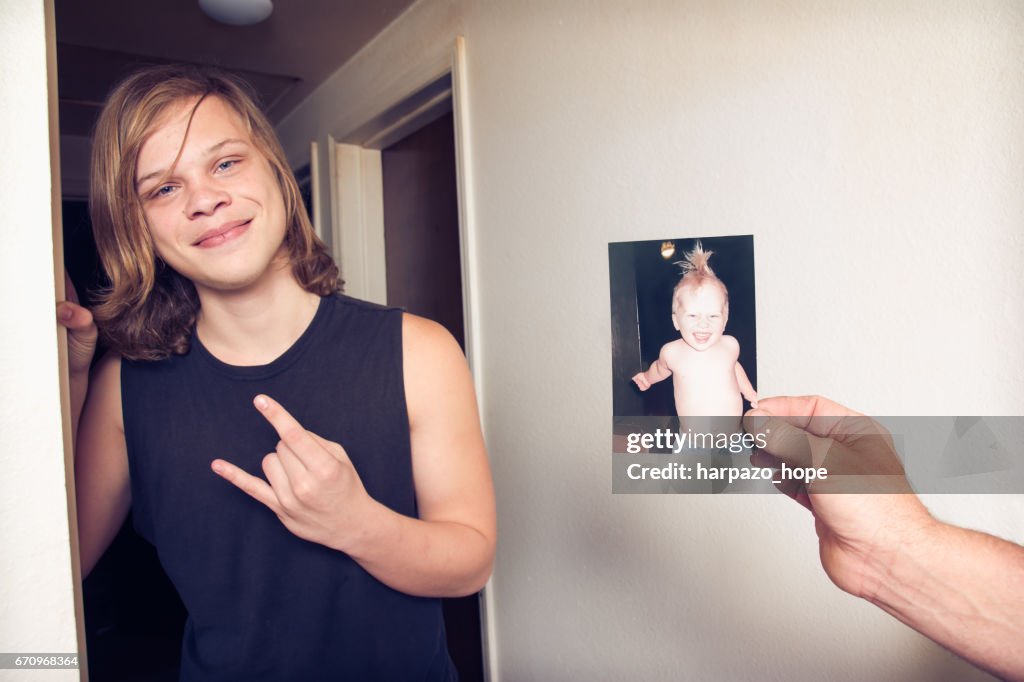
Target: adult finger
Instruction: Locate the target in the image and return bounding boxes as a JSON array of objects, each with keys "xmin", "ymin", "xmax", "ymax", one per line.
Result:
[
  {"xmin": 749, "ymin": 448, "xmax": 779, "ymax": 470},
  {"xmin": 745, "ymin": 412, "xmax": 820, "ymax": 469},
  {"xmin": 792, "ymin": 486, "xmax": 813, "ymax": 511},
  {"xmin": 754, "ymin": 395, "xmax": 860, "ymax": 419},
  {"xmin": 211, "ymin": 458, "xmax": 282, "ymax": 513},
  {"xmin": 749, "ymin": 448, "xmax": 813, "ymax": 510},
  {"xmin": 748, "ymin": 395, "xmax": 865, "ymax": 441},
  {"xmin": 749, "ymin": 406, "xmax": 908, "ymax": 491}
]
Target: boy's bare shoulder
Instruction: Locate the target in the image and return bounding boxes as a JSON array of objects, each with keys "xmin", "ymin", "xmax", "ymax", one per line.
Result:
[
  {"xmin": 660, "ymin": 339, "xmax": 690, "ymax": 361},
  {"xmin": 718, "ymin": 335, "xmax": 741, "ymax": 361}
]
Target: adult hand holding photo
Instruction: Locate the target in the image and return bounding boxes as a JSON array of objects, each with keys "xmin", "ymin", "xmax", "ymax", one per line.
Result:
[
  {"xmin": 744, "ymin": 395, "xmax": 1024, "ymax": 681},
  {"xmin": 744, "ymin": 396, "xmax": 927, "ymax": 595}
]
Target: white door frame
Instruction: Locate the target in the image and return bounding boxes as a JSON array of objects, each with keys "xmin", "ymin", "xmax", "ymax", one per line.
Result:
[{"xmin": 3, "ymin": 0, "xmax": 89, "ymax": 677}]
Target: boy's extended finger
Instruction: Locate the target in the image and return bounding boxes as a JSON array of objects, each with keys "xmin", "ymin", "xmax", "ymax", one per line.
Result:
[
  {"xmin": 212, "ymin": 458, "xmax": 282, "ymax": 513},
  {"xmin": 253, "ymin": 394, "xmax": 321, "ymax": 454}
]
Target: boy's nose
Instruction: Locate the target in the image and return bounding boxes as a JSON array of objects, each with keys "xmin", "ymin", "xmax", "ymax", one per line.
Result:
[{"xmin": 185, "ymin": 184, "xmax": 230, "ymax": 218}]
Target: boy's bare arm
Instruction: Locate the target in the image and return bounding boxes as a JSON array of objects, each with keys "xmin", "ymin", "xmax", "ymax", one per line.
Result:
[
  {"xmin": 734, "ymin": 362, "xmax": 760, "ymax": 406},
  {"xmin": 633, "ymin": 348, "xmax": 673, "ymax": 391},
  {"xmin": 359, "ymin": 315, "xmax": 496, "ymax": 595},
  {"xmin": 58, "ymin": 279, "xmax": 131, "ymax": 578},
  {"xmin": 75, "ymin": 352, "xmax": 132, "ymax": 577}
]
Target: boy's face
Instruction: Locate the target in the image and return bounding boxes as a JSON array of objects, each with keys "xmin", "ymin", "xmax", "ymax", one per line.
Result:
[
  {"xmin": 673, "ymin": 283, "xmax": 728, "ymax": 351},
  {"xmin": 134, "ymin": 95, "xmax": 288, "ymax": 295}
]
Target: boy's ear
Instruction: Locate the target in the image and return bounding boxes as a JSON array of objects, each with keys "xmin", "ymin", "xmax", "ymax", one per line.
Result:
[
  {"xmin": 671, "ymin": 314, "xmax": 680, "ymax": 331},
  {"xmin": 723, "ymin": 303, "xmax": 730, "ymax": 327}
]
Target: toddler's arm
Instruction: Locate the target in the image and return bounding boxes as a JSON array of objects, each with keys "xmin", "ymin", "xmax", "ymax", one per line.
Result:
[
  {"xmin": 734, "ymin": 362, "xmax": 759, "ymax": 407},
  {"xmin": 633, "ymin": 350, "xmax": 672, "ymax": 391}
]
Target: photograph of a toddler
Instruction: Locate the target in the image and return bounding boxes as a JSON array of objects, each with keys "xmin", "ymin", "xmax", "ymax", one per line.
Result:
[
  {"xmin": 608, "ymin": 235, "xmax": 757, "ymax": 421},
  {"xmin": 632, "ymin": 243, "xmax": 759, "ymax": 417}
]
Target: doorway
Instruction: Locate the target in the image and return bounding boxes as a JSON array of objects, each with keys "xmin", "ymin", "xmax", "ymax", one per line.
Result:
[
  {"xmin": 382, "ymin": 112, "xmax": 464, "ymax": 347},
  {"xmin": 381, "ymin": 110, "xmax": 484, "ymax": 681}
]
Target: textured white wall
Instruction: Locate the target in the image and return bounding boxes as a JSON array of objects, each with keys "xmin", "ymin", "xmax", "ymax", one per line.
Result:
[
  {"xmin": 280, "ymin": 2, "xmax": 1024, "ymax": 680},
  {"xmin": 0, "ymin": 2, "xmax": 81, "ymax": 681}
]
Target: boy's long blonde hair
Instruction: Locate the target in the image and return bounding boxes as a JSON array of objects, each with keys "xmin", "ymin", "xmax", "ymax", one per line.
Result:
[
  {"xmin": 90, "ymin": 64, "xmax": 340, "ymax": 360},
  {"xmin": 672, "ymin": 242, "xmax": 729, "ymax": 313}
]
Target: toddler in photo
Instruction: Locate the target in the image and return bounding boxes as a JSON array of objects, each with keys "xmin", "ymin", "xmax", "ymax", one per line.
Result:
[{"xmin": 632, "ymin": 243, "xmax": 759, "ymax": 417}]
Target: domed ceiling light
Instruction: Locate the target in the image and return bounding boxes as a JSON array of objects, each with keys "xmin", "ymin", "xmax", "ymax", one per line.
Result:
[{"xmin": 199, "ymin": 0, "xmax": 273, "ymax": 26}]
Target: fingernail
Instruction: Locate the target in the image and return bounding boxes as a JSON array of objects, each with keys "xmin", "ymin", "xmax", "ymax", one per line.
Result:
[
  {"xmin": 59, "ymin": 307, "xmax": 73, "ymax": 321},
  {"xmin": 211, "ymin": 461, "xmax": 223, "ymax": 474},
  {"xmin": 254, "ymin": 395, "xmax": 268, "ymax": 410}
]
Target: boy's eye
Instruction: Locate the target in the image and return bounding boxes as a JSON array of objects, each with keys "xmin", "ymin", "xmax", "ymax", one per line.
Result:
[
  {"xmin": 216, "ymin": 159, "xmax": 239, "ymax": 172},
  {"xmin": 150, "ymin": 184, "xmax": 176, "ymax": 199}
]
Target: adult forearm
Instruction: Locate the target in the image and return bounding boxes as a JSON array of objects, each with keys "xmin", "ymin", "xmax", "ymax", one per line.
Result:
[
  {"xmin": 863, "ymin": 520, "xmax": 1024, "ymax": 680},
  {"xmin": 343, "ymin": 499, "xmax": 494, "ymax": 598}
]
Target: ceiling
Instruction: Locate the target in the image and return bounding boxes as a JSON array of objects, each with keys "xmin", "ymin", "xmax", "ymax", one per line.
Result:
[{"xmin": 54, "ymin": 0, "xmax": 418, "ymax": 137}]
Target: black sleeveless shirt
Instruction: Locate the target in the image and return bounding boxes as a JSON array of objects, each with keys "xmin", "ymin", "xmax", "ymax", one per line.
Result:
[{"xmin": 121, "ymin": 295, "xmax": 454, "ymax": 681}]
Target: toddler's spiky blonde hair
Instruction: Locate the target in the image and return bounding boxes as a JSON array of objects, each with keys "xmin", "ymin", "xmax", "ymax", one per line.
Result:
[{"xmin": 672, "ymin": 242, "xmax": 729, "ymax": 313}]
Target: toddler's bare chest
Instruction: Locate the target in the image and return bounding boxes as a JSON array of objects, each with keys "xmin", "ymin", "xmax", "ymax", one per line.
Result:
[{"xmin": 671, "ymin": 346, "xmax": 736, "ymax": 381}]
